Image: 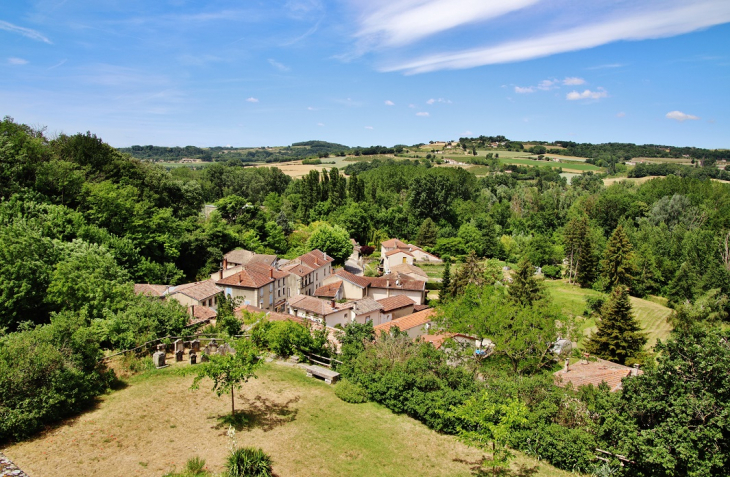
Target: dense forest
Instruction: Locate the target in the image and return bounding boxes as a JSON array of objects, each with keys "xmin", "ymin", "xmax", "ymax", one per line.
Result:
[{"xmin": 2, "ymin": 116, "xmax": 729, "ymax": 475}]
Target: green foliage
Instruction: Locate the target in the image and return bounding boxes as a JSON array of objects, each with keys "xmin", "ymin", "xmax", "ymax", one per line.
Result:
[
  {"xmin": 667, "ymin": 288, "xmax": 728, "ymax": 333},
  {"xmin": 191, "ymin": 339, "xmax": 262, "ymax": 416},
  {"xmin": 542, "ymin": 264, "xmax": 562, "ymax": 279},
  {"xmin": 584, "ymin": 286, "xmax": 648, "ymax": 365},
  {"xmin": 306, "ymin": 222, "xmax": 352, "ymax": 264},
  {"xmin": 416, "ymin": 218, "xmax": 438, "ymax": 247},
  {"xmin": 601, "ymin": 225, "xmax": 635, "ymax": 291},
  {"xmin": 334, "ymin": 378, "xmax": 369, "ymax": 404},
  {"xmin": 508, "ymin": 258, "xmax": 545, "ymax": 307},
  {"xmin": 225, "ymin": 447, "xmax": 273, "ymax": 477},
  {"xmin": 445, "ymin": 251, "xmax": 486, "ymax": 298}
]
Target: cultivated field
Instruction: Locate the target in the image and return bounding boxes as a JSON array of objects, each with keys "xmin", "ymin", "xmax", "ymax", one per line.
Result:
[{"xmin": 4, "ymin": 363, "xmax": 573, "ymax": 477}]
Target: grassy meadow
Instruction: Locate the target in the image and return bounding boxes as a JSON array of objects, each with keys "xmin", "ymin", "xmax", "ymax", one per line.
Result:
[{"xmin": 4, "ymin": 362, "xmax": 574, "ymax": 477}]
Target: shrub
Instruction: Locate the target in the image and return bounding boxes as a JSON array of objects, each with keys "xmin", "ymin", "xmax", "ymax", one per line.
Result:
[
  {"xmin": 425, "ymin": 281, "xmax": 442, "ymax": 290},
  {"xmin": 185, "ymin": 456, "xmax": 206, "ymax": 474},
  {"xmin": 542, "ymin": 265, "xmax": 562, "ymax": 279},
  {"xmin": 360, "ymin": 245, "xmax": 374, "ymax": 256},
  {"xmin": 584, "ymin": 295, "xmax": 606, "ymax": 316},
  {"xmin": 226, "ymin": 447, "xmax": 273, "ymax": 477},
  {"xmin": 334, "ymin": 378, "xmax": 368, "ymax": 403},
  {"xmin": 266, "ymin": 320, "xmax": 309, "ymax": 358}
]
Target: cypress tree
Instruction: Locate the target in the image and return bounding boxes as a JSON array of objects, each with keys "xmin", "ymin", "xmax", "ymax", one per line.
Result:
[
  {"xmin": 508, "ymin": 257, "xmax": 544, "ymax": 307},
  {"xmin": 601, "ymin": 224, "xmax": 635, "ymax": 290},
  {"xmin": 576, "ymin": 229, "xmax": 598, "ymax": 287},
  {"xmin": 584, "ymin": 285, "xmax": 647, "ymax": 365}
]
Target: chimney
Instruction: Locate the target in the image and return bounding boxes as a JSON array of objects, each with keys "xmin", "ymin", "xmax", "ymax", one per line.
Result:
[
  {"xmin": 223, "ymin": 257, "xmax": 228, "ymax": 269},
  {"xmin": 564, "ymin": 358, "xmax": 570, "ymax": 373},
  {"xmin": 269, "ymin": 268, "xmax": 273, "ymax": 279},
  {"xmin": 315, "ymin": 256, "xmax": 319, "ymax": 266},
  {"xmin": 631, "ymin": 364, "xmax": 640, "ymax": 376},
  {"xmin": 219, "ymin": 269, "xmax": 223, "ymax": 279},
  {"xmin": 386, "ymin": 279, "xmax": 390, "ymax": 287},
  {"xmin": 189, "ymin": 305, "xmax": 195, "ymax": 317},
  {"xmin": 331, "ymin": 299, "xmax": 336, "ymax": 308}
]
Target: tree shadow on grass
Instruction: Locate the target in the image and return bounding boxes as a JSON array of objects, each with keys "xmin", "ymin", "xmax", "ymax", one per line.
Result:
[
  {"xmin": 212, "ymin": 394, "xmax": 300, "ymax": 432},
  {"xmin": 453, "ymin": 457, "xmax": 540, "ymax": 477}
]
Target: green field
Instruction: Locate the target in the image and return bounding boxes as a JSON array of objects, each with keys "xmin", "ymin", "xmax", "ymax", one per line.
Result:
[
  {"xmin": 544, "ymin": 280, "xmax": 673, "ymax": 349},
  {"xmin": 4, "ymin": 361, "xmax": 573, "ymax": 477}
]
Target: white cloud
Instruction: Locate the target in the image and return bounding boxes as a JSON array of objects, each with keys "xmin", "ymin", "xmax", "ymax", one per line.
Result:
[
  {"xmin": 355, "ymin": 0, "xmax": 539, "ymax": 48},
  {"xmin": 562, "ymin": 77, "xmax": 585, "ymax": 85},
  {"xmin": 427, "ymin": 97, "xmax": 452, "ymax": 104},
  {"xmin": 268, "ymin": 59, "xmax": 291, "ymax": 72},
  {"xmin": 666, "ymin": 110, "xmax": 700, "ymax": 122},
  {"xmin": 537, "ymin": 79, "xmax": 558, "ymax": 90},
  {"xmin": 566, "ymin": 88, "xmax": 608, "ymax": 100},
  {"xmin": 384, "ymin": 100, "xmax": 395, "ymax": 106},
  {"xmin": 408, "ymin": 103, "xmax": 415, "ymax": 108},
  {"xmin": 8, "ymin": 57, "xmax": 28, "ymax": 65},
  {"xmin": 365, "ymin": 126, "xmax": 374, "ymax": 129},
  {"xmin": 463, "ymin": 130, "xmax": 473, "ymax": 136},
  {"xmin": 307, "ymin": 106, "xmax": 316, "ymax": 110},
  {"xmin": 514, "ymin": 86, "xmax": 534, "ymax": 94},
  {"xmin": 381, "ymin": 1, "xmax": 730, "ymax": 73},
  {"xmin": 616, "ymin": 112, "xmax": 626, "ymax": 117},
  {"xmin": 246, "ymin": 97, "xmax": 259, "ymax": 103},
  {"xmin": 317, "ymin": 122, "xmax": 325, "ymax": 126},
  {"xmin": 0, "ymin": 20, "xmax": 51, "ymax": 44},
  {"xmin": 416, "ymin": 111, "xmax": 430, "ymax": 117}
]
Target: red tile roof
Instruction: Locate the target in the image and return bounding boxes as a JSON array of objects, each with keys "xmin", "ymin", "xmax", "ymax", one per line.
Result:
[
  {"xmin": 388, "ymin": 263, "xmax": 428, "ymax": 279},
  {"xmin": 134, "ymin": 284, "xmax": 169, "ymax": 297},
  {"xmin": 334, "ymin": 268, "xmax": 371, "ymax": 288},
  {"xmin": 280, "ymin": 260, "xmax": 315, "ymax": 277},
  {"xmin": 235, "ymin": 305, "xmax": 305, "ymax": 325},
  {"xmin": 377, "ymin": 295, "xmax": 416, "ymax": 312},
  {"xmin": 298, "ymin": 249, "xmax": 334, "ymax": 271},
  {"xmin": 288, "ymin": 295, "xmax": 353, "ymax": 316},
  {"xmin": 420, "ymin": 333, "xmax": 455, "ymax": 349},
  {"xmin": 368, "ymin": 275, "xmax": 425, "ymax": 291},
  {"xmin": 385, "ymin": 249, "xmax": 413, "ymax": 257},
  {"xmin": 413, "ymin": 304, "xmax": 431, "ymax": 312},
  {"xmin": 381, "ymin": 238, "xmax": 409, "ymax": 249},
  {"xmin": 373, "ymin": 308, "xmax": 435, "ymax": 334},
  {"xmin": 314, "ymin": 281, "xmax": 343, "ymax": 298},
  {"xmin": 216, "ymin": 263, "xmax": 284, "ymax": 289},
  {"xmin": 188, "ymin": 305, "xmax": 217, "ymax": 326},
  {"xmin": 554, "ymin": 358, "xmax": 643, "ymax": 392},
  {"xmin": 169, "ymin": 280, "xmax": 222, "ymax": 301}
]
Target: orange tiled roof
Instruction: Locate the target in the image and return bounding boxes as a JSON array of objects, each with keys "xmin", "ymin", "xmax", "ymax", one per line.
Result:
[
  {"xmin": 377, "ymin": 295, "xmax": 416, "ymax": 312},
  {"xmin": 169, "ymin": 280, "xmax": 223, "ymax": 301},
  {"xmin": 288, "ymin": 295, "xmax": 353, "ymax": 316},
  {"xmin": 413, "ymin": 304, "xmax": 431, "ymax": 312},
  {"xmin": 373, "ymin": 308, "xmax": 435, "ymax": 334},
  {"xmin": 369, "ymin": 274, "xmax": 425, "ymax": 291},
  {"xmin": 385, "ymin": 249, "xmax": 413, "ymax": 257},
  {"xmin": 188, "ymin": 305, "xmax": 217, "ymax": 326},
  {"xmin": 381, "ymin": 238, "xmax": 409, "ymax": 249},
  {"xmin": 280, "ymin": 260, "xmax": 315, "ymax": 277},
  {"xmin": 554, "ymin": 358, "xmax": 643, "ymax": 392},
  {"xmin": 388, "ymin": 263, "xmax": 428, "ymax": 279},
  {"xmin": 134, "ymin": 283, "xmax": 169, "ymax": 297},
  {"xmin": 298, "ymin": 249, "xmax": 334, "ymax": 271},
  {"xmin": 335, "ymin": 268, "xmax": 371, "ymax": 288},
  {"xmin": 217, "ymin": 263, "xmax": 284, "ymax": 289},
  {"xmin": 314, "ymin": 281, "xmax": 343, "ymax": 298}
]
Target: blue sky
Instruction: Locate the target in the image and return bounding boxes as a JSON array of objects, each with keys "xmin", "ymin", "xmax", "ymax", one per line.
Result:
[{"xmin": 1, "ymin": 0, "xmax": 729, "ymax": 148}]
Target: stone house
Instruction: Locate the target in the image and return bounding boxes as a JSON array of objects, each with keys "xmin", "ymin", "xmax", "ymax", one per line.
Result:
[{"xmin": 216, "ymin": 262, "xmax": 289, "ymax": 311}]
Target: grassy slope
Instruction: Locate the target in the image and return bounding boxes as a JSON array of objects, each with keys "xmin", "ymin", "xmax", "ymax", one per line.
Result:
[
  {"xmin": 544, "ymin": 280, "xmax": 673, "ymax": 349},
  {"xmin": 5, "ymin": 362, "xmax": 573, "ymax": 477}
]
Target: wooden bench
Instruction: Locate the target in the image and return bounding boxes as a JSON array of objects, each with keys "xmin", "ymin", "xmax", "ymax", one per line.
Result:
[{"xmin": 306, "ymin": 365, "xmax": 340, "ymax": 384}]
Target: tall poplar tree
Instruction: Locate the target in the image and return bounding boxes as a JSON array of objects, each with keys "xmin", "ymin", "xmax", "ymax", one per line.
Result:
[{"xmin": 584, "ymin": 285, "xmax": 647, "ymax": 365}]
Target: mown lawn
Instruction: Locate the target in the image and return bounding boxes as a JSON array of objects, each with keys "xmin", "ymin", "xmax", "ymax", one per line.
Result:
[
  {"xmin": 544, "ymin": 280, "xmax": 673, "ymax": 349},
  {"xmin": 4, "ymin": 362, "xmax": 574, "ymax": 477}
]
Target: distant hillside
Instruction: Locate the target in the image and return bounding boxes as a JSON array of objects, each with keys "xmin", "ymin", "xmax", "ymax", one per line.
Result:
[{"xmin": 118, "ymin": 141, "xmax": 352, "ymax": 164}]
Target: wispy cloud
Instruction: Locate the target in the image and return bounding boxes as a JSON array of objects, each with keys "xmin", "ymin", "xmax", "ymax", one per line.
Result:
[
  {"xmin": 268, "ymin": 59, "xmax": 290, "ymax": 72},
  {"xmin": 0, "ymin": 20, "xmax": 51, "ymax": 44},
  {"xmin": 426, "ymin": 98, "xmax": 452, "ymax": 104},
  {"xmin": 617, "ymin": 112, "xmax": 626, "ymax": 118},
  {"xmin": 246, "ymin": 97, "xmax": 259, "ymax": 103},
  {"xmin": 380, "ymin": 1, "xmax": 730, "ymax": 73},
  {"xmin": 587, "ymin": 63, "xmax": 626, "ymax": 70},
  {"xmin": 666, "ymin": 110, "xmax": 700, "ymax": 121},
  {"xmin": 514, "ymin": 86, "xmax": 534, "ymax": 94},
  {"xmin": 307, "ymin": 106, "xmax": 317, "ymax": 110},
  {"xmin": 365, "ymin": 126, "xmax": 374, "ymax": 129},
  {"xmin": 384, "ymin": 100, "xmax": 395, "ymax": 106},
  {"xmin": 317, "ymin": 122, "xmax": 325, "ymax": 126},
  {"xmin": 566, "ymin": 88, "xmax": 608, "ymax": 100},
  {"xmin": 355, "ymin": 0, "xmax": 539, "ymax": 48},
  {"xmin": 7, "ymin": 57, "xmax": 28, "ymax": 65},
  {"xmin": 416, "ymin": 111, "xmax": 430, "ymax": 117},
  {"xmin": 562, "ymin": 77, "xmax": 585, "ymax": 85}
]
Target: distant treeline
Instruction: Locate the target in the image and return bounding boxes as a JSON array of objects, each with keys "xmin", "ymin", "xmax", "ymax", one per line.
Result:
[{"xmin": 629, "ymin": 162, "xmax": 730, "ymax": 180}]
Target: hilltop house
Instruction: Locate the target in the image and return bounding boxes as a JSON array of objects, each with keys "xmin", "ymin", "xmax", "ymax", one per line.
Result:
[{"xmin": 379, "ymin": 238, "xmax": 441, "ymax": 273}]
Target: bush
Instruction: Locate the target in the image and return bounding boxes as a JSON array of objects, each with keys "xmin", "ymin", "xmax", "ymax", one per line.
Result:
[
  {"xmin": 542, "ymin": 265, "xmax": 562, "ymax": 279},
  {"xmin": 584, "ymin": 295, "xmax": 606, "ymax": 316},
  {"xmin": 425, "ymin": 281, "xmax": 442, "ymax": 290},
  {"xmin": 334, "ymin": 378, "xmax": 369, "ymax": 403},
  {"xmin": 226, "ymin": 447, "xmax": 273, "ymax": 477},
  {"xmin": 185, "ymin": 457, "xmax": 206, "ymax": 475},
  {"xmin": 265, "ymin": 320, "xmax": 310, "ymax": 358},
  {"xmin": 360, "ymin": 245, "xmax": 374, "ymax": 256}
]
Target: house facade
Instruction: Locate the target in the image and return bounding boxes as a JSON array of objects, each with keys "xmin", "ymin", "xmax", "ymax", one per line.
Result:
[
  {"xmin": 280, "ymin": 249, "xmax": 334, "ymax": 297},
  {"xmin": 216, "ymin": 263, "xmax": 288, "ymax": 311},
  {"xmin": 367, "ymin": 275, "xmax": 426, "ymax": 305}
]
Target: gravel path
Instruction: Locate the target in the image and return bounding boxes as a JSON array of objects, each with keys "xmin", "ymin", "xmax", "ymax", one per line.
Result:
[{"xmin": 0, "ymin": 452, "xmax": 28, "ymax": 477}]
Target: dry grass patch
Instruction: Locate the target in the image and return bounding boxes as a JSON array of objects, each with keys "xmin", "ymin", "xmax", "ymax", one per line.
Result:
[{"xmin": 4, "ymin": 362, "xmax": 573, "ymax": 477}]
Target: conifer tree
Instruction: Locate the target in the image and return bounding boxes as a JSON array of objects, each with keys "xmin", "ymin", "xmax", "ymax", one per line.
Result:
[
  {"xmin": 441, "ymin": 256, "xmax": 452, "ymax": 300},
  {"xmin": 576, "ymin": 229, "xmax": 598, "ymax": 288},
  {"xmin": 446, "ymin": 251, "xmax": 485, "ymax": 298},
  {"xmin": 667, "ymin": 261, "xmax": 698, "ymax": 305},
  {"xmin": 601, "ymin": 224, "xmax": 635, "ymax": 290},
  {"xmin": 584, "ymin": 285, "xmax": 647, "ymax": 365},
  {"xmin": 508, "ymin": 257, "xmax": 544, "ymax": 307},
  {"xmin": 416, "ymin": 218, "xmax": 438, "ymax": 247}
]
